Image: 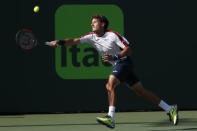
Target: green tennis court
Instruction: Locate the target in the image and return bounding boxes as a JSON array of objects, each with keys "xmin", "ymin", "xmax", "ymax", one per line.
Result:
[{"xmin": 0, "ymin": 111, "xmax": 196, "ymax": 131}]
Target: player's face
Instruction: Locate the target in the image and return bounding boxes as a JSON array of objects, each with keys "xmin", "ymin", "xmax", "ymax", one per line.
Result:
[{"xmin": 91, "ymin": 18, "xmax": 104, "ymax": 32}]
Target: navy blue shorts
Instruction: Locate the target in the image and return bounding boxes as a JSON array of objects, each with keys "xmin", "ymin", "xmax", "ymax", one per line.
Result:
[{"xmin": 111, "ymin": 57, "xmax": 139, "ymax": 86}]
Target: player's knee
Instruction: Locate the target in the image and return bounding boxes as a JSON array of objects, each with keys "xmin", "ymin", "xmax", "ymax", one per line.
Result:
[
  {"xmin": 134, "ymin": 88, "xmax": 145, "ymax": 96},
  {"xmin": 131, "ymin": 82, "xmax": 145, "ymax": 96},
  {"xmin": 106, "ymin": 83, "xmax": 109, "ymax": 90},
  {"xmin": 106, "ymin": 82, "xmax": 115, "ymax": 92}
]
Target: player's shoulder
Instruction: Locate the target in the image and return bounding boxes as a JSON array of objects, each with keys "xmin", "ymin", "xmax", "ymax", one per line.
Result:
[
  {"xmin": 81, "ymin": 32, "xmax": 95, "ymax": 37},
  {"xmin": 105, "ymin": 29, "xmax": 122, "ymax": 37},
  {"xmin": 106, "ymin": 29, "xmax": 130, "ymax": 44}
]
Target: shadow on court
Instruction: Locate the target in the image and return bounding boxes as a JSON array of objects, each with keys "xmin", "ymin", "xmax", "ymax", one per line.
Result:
[
  {"xmin": 143, "ymin": 118, "xmax": 197, "ymax": 131},
  {"xmin": 146, "ymin": 118, "xmax": 197, "ymax": 127},
  {"xmin": 1, "ymin": 118, "xmax": 197, "ymax": 128},
  {"xmin": 0, "ymin": 112, "xmax": 196, "ymax": 131},
  {"xmin": 0, "ymin": 121, "xmax": 162, "ymax": 128}
]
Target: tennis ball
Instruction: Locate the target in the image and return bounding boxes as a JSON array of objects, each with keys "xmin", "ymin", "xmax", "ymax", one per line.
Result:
[{"xmin": 33, "ymin": 6, "xmax": 40, "ymax": 13}]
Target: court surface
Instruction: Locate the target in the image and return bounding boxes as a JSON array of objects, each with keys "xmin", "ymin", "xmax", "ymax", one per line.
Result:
[{"xmin": 0, "ymin": 111, "xmax": 196, "ymax": 131}]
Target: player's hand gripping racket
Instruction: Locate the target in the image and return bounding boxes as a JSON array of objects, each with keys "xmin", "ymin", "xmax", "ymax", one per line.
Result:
[
  {"xmin": 15, "ymin": 29, "xmax": 38, "ymax": 50},
  {"xmin": 45, "ymin": 41, "xmax": 57, "ymax": 47}
]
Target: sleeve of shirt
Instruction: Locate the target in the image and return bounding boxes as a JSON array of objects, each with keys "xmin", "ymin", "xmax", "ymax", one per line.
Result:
[
  {"xmin": 113, "ymin": 32, "xmax": 130, "ymax": 49},
  {"xmin": 79, "ymin": 33, "xmax": 93, "ymax": 44}
]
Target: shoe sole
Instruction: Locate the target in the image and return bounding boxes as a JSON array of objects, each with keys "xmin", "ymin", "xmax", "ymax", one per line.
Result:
[
  {"xmin": 96, "ymin": 118, "xmax": 115, "ymax": 129},
  {"xmin": 173, "ymin": 109, "xmax": 179, "ymax": 125},
  {"xmin": 167, "ymin": 105, "xmax": 179, "ymax": 125},
  {"xmin": 171, "ymin": 105, "xmax": 179, "ymax": 125}
]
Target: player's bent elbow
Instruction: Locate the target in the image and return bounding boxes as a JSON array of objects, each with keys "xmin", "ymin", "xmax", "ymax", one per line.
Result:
[{"xmin": 126, "ymin": 46, "xmax": 132, "ymax": 56}]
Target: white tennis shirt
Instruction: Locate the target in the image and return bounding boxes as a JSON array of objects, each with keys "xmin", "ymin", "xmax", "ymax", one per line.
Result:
[{"xmin": 80, "ymin": 30, "xmax": 130, "ymax": 64}]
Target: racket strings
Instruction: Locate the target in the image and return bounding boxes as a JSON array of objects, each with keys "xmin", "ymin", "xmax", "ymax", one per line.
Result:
[{"xmin": 16, "ymin": 29, "xmax": 38, "ymax": 50}]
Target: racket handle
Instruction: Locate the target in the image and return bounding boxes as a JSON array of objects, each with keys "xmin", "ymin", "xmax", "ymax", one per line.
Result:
[
  {"xmin": 45, "ymin": 42, "xmax": 51, "ymax": 46},
  {"xmin": 45, "ymin": 41, "xmax": 57, "ymax": 47}
]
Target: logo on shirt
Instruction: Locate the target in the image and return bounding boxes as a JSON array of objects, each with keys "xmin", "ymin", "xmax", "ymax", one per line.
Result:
[{"xmin": 112, "ymin": 70, "xmax": 118, "ymax": 73}]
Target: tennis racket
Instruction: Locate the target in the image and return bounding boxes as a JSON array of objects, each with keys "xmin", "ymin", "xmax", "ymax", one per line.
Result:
[{"xmin": 15, "ymin": 29, "xmax": 38, "ymax": 50}]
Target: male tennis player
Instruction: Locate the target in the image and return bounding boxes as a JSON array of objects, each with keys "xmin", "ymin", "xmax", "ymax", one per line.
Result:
[{"xmin": 47, "ymin": 15, "xmax": 178, "ymax": 128}]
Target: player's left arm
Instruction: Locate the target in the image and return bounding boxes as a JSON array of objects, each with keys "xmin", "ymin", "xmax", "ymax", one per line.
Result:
[
  {"xmin": 102, "ymin": 43, "xmax": 132, "ymax": 62},
  {"xmin": 118, "ymin": 45, "xmax": 132, "ymax": 58},
  {"xmin": 103, "ymin": 33, "xmax": 132, "ymax": 62},
  {"xmin": 114, "ymin": 33, "xmax": 132, "ymax": 59},
  {"xmin": 102, "ymin": 46, "xmax": 131, "ymax": 62}
]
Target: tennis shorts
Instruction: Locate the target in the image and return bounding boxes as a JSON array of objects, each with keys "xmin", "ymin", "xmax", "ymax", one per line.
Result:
[{"xmin": 111, "ymin": 57, "xmax": 139, "ymax": 86}]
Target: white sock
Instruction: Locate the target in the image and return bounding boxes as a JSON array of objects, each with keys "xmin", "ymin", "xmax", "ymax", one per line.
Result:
[
  {"xmin": 108, "ymin": 106, "xmax": 115, "ymax": 118},
  {"xmin": 158, "ymin": 100, "xmax": 171, "ymax": 112}
]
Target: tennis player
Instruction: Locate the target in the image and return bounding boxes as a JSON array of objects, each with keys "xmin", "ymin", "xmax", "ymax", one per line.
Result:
[{"xmin": 47, "ymin": 15, "xmax": 178, "ymax": 128}]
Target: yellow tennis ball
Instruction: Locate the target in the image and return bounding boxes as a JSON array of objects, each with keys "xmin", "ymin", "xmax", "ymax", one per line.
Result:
[{"xmin": 33, "ymin": 6, "xmax": 40, "ymax": 13}]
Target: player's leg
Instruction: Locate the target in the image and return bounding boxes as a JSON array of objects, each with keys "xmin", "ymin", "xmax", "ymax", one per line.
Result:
[
  {"xmin": 96, "ymin": 75, "xmax": 119, "ymax": 128},
  {"xmin": 106, "ymin": 75, "xmax": 120, "ymax": 117},
  {"xmin": 129, "ymin": 82, "xmax": 161, "ymax": 105},
  {"xmin": 97, "ymin": 58, "xmax": 133, "ymax": 128},
  {"xmin": 129, "ymin": 81, "xmax": 179, "ymax": 125}
]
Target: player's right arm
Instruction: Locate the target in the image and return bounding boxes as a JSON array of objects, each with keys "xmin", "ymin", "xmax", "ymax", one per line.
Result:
[
  {"xmin": 47, "ymin": 38, "xmax": 80, "ymax": 47},
  {"xmin": 59, "ymin": 38, "xmax": 80, "ymax": 45},
  {"xmin": 47, "ymin": 33, "xmax": 92, "ymax": 47}
]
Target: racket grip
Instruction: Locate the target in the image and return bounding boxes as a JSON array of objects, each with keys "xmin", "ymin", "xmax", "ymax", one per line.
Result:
[{"xmin": 45, "ymin": 42, "xmax": 52, "ymax": 46}]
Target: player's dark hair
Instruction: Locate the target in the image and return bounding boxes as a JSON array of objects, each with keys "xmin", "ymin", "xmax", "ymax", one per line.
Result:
[{"xmin": 92, "ymin": 15, "xmax": 109, "ymax": 31}]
